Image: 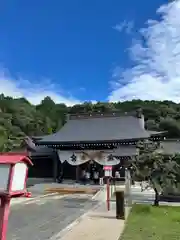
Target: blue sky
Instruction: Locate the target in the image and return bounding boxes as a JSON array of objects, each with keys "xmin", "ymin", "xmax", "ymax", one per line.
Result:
[{"xmin": 1, "ymin": 0, "xmax": 180, "ymax": 105}]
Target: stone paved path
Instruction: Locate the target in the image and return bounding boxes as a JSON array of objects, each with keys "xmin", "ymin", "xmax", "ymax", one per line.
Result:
[
  {"xmin": 58, "ymin": 202, "xmax": 130, "ymax": 240},
  {"xmin": 7, "ymin": 195, "xmax": 97, "ymax": 240}
]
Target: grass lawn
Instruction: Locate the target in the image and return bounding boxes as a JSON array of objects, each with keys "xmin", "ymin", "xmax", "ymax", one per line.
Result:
[{"xmin": 121, "ymin": 204, "xmax": 180, "ymax": 240}]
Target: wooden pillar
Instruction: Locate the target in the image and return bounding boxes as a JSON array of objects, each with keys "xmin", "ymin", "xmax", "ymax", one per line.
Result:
[
  {"xmin": 61, "ymin": 162, "xmax": 64, "ymax": 176},
  {"xmin": 53, "ymin": 151, "xmax": 58, "ymax": 182},
  {"xmin": 76, "ymin": 165, "xmax": 80, "ymax": 183}
]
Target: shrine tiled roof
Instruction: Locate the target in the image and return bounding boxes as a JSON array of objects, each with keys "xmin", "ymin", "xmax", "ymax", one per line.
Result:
[
  {"xmin": 36, "ymin": 112, "xmax": 151, "ymax": 145},
  {"xmin": 24, "ymin": 136, "xmax": 54, "ymax": 156},
  {"xmin": 160, "ymin": 139, "xmax": 180, "ymax": 154}
]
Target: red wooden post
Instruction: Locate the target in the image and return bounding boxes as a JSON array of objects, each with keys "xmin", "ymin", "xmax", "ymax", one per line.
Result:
[
  {"xmin": 0, "ymin": 196, "xmax": 11, "ymax": 240},
  {"xmin": 106, "ymin": 177, "xmax": 110, "ymax": 211}
]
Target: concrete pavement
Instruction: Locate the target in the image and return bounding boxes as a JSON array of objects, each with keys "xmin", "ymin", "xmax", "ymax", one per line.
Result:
[
  {"xmin": 55, "ymin": 200, "xmax": 130, "ymax": 240},
  {"xmin": 10, "ymin": 181, "xmax": 101, "ymax": 206},
  {"xmin": 10, "ymin": 193, "xmax": 58, "ymax": 206},
  {"xmin": 48, "ymin": 185, "xmax": 130, "ymax": 240},
  {"xmin": 53, "ymin": 183, "xmax": 180, "ymax": 240},
  {"xmin": 28, "ymin": 182, "xmax": 101, "ymax": 194},
  {"xmin": 8, "ymin": 182, "xmax": 177, "ymax": 240},
  {"xmin": 7, "ymin": 194, "xmax": 98, "ymax": 240}
]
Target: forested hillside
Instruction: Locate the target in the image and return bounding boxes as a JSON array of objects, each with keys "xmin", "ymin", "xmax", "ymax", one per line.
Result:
[{"xmin": 0, "ymin": 93, "xmax": 180, "ymax": 152}]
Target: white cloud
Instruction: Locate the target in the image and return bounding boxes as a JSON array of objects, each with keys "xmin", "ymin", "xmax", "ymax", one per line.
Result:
[
  {"xmin": 113, "ymin": 20, "xmax": 134, "ymax": 34},
  {"xmin": 0, "ymin": 69, "xmax": 81, "ymax": 106},
  {"xmin": 109, "ymin": 0, "xmax": 180, "ymax": 103}
]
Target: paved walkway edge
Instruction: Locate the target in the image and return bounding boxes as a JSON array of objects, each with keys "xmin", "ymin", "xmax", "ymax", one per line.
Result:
[
  {"xmin": 50, "ymin": 193, "xmax": 102, "ymax": 240},
  {"xmin": 91, "ymin": 187, "xmax": 104, "ymax": 200},
  {"xmin": 11, "ymin": 185, "xmax": 103, "ymax": 206},
  {"xmin": 50, "ymin": 186, "xmax": 130, "ymax": 240},
  {"xmin": 56, "ymin": 205, "xmax": 131, "ymax": 240},
  {"xmin": 11, "ymin": 193, "xmax": 58, "ymax": 206}
]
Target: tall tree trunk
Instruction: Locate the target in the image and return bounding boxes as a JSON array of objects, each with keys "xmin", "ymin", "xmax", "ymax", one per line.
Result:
[{"xmin": 154, "ymin": 188, "xmax": 160, "ymax": 206}]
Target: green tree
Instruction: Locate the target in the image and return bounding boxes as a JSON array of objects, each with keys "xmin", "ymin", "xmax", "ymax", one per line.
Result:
[
  {"xmin": 145, "ymin": 119, "xmax": 159, "ymax": 130},
  {"xmin": 159, "ymin": 118, "xmax": 180, "ymax": 137},
  {"xmin": 2, "ymin": 95, "xmax": 180, "ymax": 152},
  {"xmin": 132, "ymin": 141, "xmax": 179, "ymax": 206}
]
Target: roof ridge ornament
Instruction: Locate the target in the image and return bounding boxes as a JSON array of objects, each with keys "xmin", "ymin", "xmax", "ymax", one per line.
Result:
[{"xmin": 68, "ymin": 111, "xmax": 138, "ymax": 120}]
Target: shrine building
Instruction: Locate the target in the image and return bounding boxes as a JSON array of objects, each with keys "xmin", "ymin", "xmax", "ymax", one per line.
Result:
[{"xmin": 26, "ymin": 110, "xmax": 165, "ymax": 182}]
